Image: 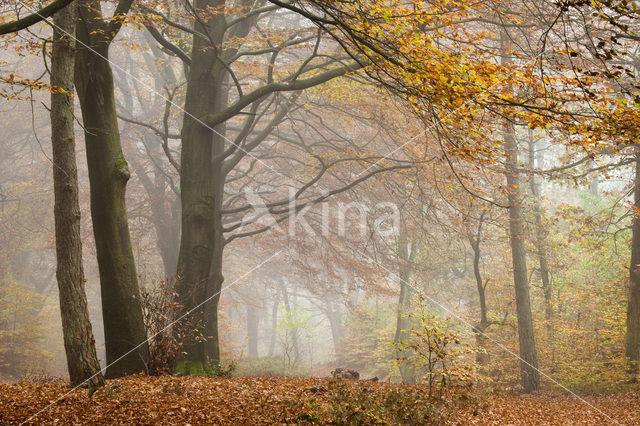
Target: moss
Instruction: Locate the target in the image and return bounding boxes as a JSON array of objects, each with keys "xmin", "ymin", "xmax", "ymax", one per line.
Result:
[
  {"xmin": 176, "ymin": 360, "xmax": 206, "ymax": 376},
  {"xmin": 175, "ymin": 359, "xmax": 236, "ymax": 377},
  {"xmin": 192, "ymin": 196, "xmax": 213, "ymax": 207},
  {"xmin": 113, "ymin": 156, "xmax": 130, "ymax": 180}
]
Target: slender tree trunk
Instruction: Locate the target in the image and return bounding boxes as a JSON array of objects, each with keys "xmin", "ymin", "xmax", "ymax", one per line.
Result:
[
  {"xmin": 51, "ymin": 3, "xmax": 104, "ymax": 388},
  {"xmin": 394, "ymin": 227, "xmax": 416, "ymax": 384},
  {"xmin": 74, "ymin": 0, "xmax": 148, "ymax": 378},
  {"xmin": 503, "ymin": 120, "xmax": 540, "ymax": 392},
  {"xmin": 468, "ymin": 213, "xmax": 489, "ymax": 365},
  {"xmin": 268, "ymin": 296, "xmax": 278, "ymax": 357},
  {"xmin": 589, "ymin": 176, "xmax": 599, "ymax": 197},
  {"xmin": 501, "ymin": 32, "xmax": 539, "ymax": 393},
  {"xmin": 280, "ymin": 284, "xmax": 301, "ymax": 362},
  {"xmin": 626, "ymin": 147, "xmax": 640, "ymax": 378},
  {"xmin": 528, "ymin": 137, "xmax": 553, "ymax": 337},
  {"xmin": 247, "ymin": 304, "xmax": 259, "ymax": 358}
]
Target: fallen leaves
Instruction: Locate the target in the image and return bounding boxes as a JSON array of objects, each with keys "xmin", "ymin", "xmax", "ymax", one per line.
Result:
[{"xmin": 0, "ymin": 375, "xmax": 638, "ymax": 424}]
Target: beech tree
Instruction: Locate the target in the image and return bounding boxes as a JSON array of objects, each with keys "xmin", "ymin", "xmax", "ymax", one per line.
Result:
[
  {"xmin": 135, "ymin": 0, "xmax": 410, "ymax": 370},
  {"xmin": 74, "ymin": 0, "xmax": 148, "ymax": 378}
]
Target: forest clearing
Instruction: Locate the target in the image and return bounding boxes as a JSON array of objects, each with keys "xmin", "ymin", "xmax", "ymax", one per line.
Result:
[{"xmin": 3, "ymin": 0, "xmax": 640, "ymax": 424}]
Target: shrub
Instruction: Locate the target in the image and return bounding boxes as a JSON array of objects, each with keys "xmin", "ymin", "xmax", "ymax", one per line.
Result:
[
  {"xmin": 394, "ymin": 298, "xmax": 477, "ymax": 396},
  {"xmin": 140, "ymin": 280, "xmax": 204, "ymax": 376}
]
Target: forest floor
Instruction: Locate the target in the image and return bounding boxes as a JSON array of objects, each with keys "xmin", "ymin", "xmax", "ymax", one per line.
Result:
[{"xmin": 0, "ymin": 375, "xmax": 638, "ymax": 425}]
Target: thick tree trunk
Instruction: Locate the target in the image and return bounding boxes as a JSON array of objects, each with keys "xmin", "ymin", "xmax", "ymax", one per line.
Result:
[
  {"xmin": 394, "ymin": 228, "xmax": 416, "ymax": 384},
  {"xmin": 204, "ymin": 176, "xmax": 225, "ymax": 364},
  {"xmin": 50, "ymin": 3, "xmax": 104, "ymax": 388},
  {"xmin": 503, "ymin": 120, "xmax": 540, "ymax": 393},
  {"xmin": 625, "ymin": 147, "xmax": 640, "ymax": 378},
  {"xmin": 74, "ymin": 0, "xmax": 148, "ymax": 378},
  {"xmin": 175, "ymin": 0, "xmax": 228, "ymax": 368}
]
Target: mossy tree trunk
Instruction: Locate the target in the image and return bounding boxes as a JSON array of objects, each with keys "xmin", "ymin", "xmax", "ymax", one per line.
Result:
[
  {"xmin": 74, "ymin": 0, "xmax": 148, "ymax": 378},
  {"xmin": 50, "ymin": 2, "xmax": 104, "ymax": 388}
]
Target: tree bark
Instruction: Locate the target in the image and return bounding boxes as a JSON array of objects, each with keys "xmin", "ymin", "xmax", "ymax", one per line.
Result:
[
  {"xmin": 74, "ymin": 0, "xmax": 148, "ymax": 378},
  {"xmin": 503, "ymin": 120, "xmax": 540, "ymax": 393},
  {"xmin": 500, "ymin": 31, "xmax": 539, "ymax": 393},
  {"xmin": 175, "ymin": 0, "xmax": 228, "ymax": 368},
  {"xmin": 625, "ymin": 146, "xmax": 640, "ymax": 378},
  {"xmin": 50, "ymin": 2, "xmax": 104, "ymax": 388}
]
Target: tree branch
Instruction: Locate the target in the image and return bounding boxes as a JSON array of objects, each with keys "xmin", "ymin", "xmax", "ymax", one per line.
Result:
[{"xmin": 0, "ymin": 0, "xmax": 74, "ymax": 35}]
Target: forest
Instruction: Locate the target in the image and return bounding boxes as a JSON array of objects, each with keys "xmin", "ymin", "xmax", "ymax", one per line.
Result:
[{"xmin": 1, "ymin": 0, "xmax": 640, "ymax": 424}]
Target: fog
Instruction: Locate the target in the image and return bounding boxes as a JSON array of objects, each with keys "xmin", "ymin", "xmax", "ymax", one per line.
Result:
[{"xmin": 0, "ymin": 0, "xmax": 637, "ymax": 400}]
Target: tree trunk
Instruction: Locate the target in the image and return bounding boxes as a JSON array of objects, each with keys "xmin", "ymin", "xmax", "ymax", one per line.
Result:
[
  {"xmin": 280, "ymin": 284, "xmax": 301, "ymax": 362},
  {"xmin": 500, "ymin": 32, "xmax": 539, "ymax": 393},
  {"xmin": 468, "ymin": 214, "xmax": 489, "ymax": 365},
  {"xmin": 528, "ymin": 137, "xmax": 553, "ymax": 337},
  {"xmin": 326, "ymin": 303, "xmax": 344, "ymax": 358},
  {"xmin": 394, "ymin": 227, "xmax": 416, "ymax": 384},
  {"xmin": 268, "ymin": 296, "xmax": 278, "ymax": 357},
  {"xmin": 175, "ymin": 0, "xmax": 228, "ymax": 369},
  {"xmin": 74, "ymin": 0, "xmax": 148, "ymax": 378},
  {"xmin": 247, "ymin": 304, "xmax": 259, "ymax": 358},
  {"xmin": 503, "ymin": 120, "xmax": 540, "ymax": 393},
  {"xmin": 204, "ymin": 176, "xmax": 226, "ymax": 364},
  {"xmin": 626, "ymin": 147, "xmax": 640, "ymax": 378},
  {"xmin": 51, "ymin": 3, "xmax": 104, "ymax": 388}
]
